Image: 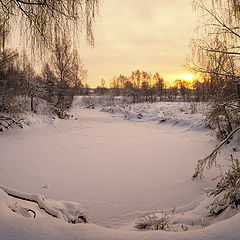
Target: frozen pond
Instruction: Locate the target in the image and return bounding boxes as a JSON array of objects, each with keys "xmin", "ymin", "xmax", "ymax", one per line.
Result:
[{"xmin": 0, "ymin": 108, "xmax": 213, "ymax": 226}]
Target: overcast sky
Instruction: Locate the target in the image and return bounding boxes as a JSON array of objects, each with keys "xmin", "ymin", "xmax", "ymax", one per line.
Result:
[{"xmin": 79, "ymin": 0, "xmax": 199, "ymax": 87}]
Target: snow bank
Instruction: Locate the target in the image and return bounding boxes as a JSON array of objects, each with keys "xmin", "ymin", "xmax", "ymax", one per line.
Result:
[
  {"xmin": 100, "ymin": 102, "xmax": 208, "ymax": 131},
  {"xmin": 0, "ymin": 112, "xmax": 56, "ymax": 133},
  {"xmin": 0, "ymin": 186, "xmax": 240, "ymax": 240},
  {"xmin": 75, "ymin": 97, "xmax": 208, "ymax": 132}
]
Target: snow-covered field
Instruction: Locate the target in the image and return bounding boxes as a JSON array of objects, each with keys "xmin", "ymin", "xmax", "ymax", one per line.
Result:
[{"xmin": 0, "ymin": 98, "xmax": 239, "ymax": 239}]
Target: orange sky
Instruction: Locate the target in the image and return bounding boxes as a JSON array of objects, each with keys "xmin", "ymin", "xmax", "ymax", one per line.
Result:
[{"xmin": 79, "ymin": 0, "xmax": 199, "ymax": 88}]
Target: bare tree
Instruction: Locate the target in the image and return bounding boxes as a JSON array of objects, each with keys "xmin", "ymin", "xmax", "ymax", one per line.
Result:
[
  {"xmin": 70, "ymin": 50, "xmax": 87, "ymax": 95},
  {"xmin": 191, "ymin": 3, "xmax": 240, "ymax": 215},
  {"xmin": 19, "ymin": 52, "xmax": 38, "ymax": 112},
  {"xmin": 96, "ymin": 78, "xmax": 107, "ymax": 95},
  {"xmin": 0, "ymin": 50, "xmax": 23, "ymax": 113},
  {"xmin": 191, "ymin": 0, "xmax": 240, "ymax": 139},
  {"xmin": 153, "ymin": 73, "xmax": 165, "ymax": 101},
  {"xmin": 48, "ymin": 37, "xmax": 86, "ymax": 118},
  {"xmin": 42, "ymin": 63, "xmax": 56, "ymax": 105},
  {"xmin": 191, "ymin": 0, "xmax": 240, "ymax": 97}
]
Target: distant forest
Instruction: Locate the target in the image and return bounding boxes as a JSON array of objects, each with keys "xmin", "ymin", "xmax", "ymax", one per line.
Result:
[{"xmin": 94, "ymin": 69, "xmax": 240, "ymax": 103}]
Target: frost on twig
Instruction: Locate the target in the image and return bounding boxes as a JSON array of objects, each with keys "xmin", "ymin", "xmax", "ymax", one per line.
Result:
[
  {"xmin": 193, "ymin": 126, "xmax": 240, "ymax": 179},
  {"xmin": 0, "ymin": 185, "xmax": 89, "ymax": 224}
]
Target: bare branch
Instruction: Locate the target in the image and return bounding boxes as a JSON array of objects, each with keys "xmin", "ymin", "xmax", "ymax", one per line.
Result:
[
  {"xmin": 16, "ymin": 0, "xmax": 46, "ymax": 6},
  {"xmin": 201, "ymin": 47, "xmax": 240, "ymax": 56},
  {"xmin": 193, "ymin": 126, "xmax": 240, "ymax": 178}
]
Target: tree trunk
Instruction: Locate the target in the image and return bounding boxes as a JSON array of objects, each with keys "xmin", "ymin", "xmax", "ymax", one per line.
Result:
[{"xmin": 30, "ymin": 95, "xmax": 34, "ymax": 112}]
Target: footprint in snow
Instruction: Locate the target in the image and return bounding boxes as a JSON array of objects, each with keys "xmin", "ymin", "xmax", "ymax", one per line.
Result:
[{"xmin": 42, "ymin": 184, "xmax": 50, "ymax": 189}]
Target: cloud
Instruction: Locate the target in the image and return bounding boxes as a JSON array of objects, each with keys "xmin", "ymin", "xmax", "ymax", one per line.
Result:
[{"xmin": 80, "ymin": 0, "xmax": 198, "ymax": 87}]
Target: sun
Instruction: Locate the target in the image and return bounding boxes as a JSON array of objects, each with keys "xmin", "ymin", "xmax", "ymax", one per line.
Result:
[{"xmin": 178, "ymin": 73, "xmax": 193, "ymax": 82}]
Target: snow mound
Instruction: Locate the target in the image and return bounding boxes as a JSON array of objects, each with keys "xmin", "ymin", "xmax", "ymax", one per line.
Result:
[{"xmin": 1, "ymin": 186, "xmax": 240, "ymax": 240}]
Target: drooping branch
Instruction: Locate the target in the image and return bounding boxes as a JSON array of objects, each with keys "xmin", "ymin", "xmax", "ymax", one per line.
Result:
[
  {"xmin": 0, "ymin": 51, "xmax": 18, "ymax": 70},
  {"xmin": 193, "ymin": 0, "xmax": 240, "ymax": 39},
  {"xmin": 0, "ymin": 0, "xmax": 101, "ymax": 55},
  {"xmin": 193, "ymin": 126, "xmax": 240, "ymax": 178}
]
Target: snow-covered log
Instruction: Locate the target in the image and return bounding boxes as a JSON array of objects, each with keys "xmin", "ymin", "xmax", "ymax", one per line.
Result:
[{"xmin": 0, "ymin": 185, "xmax": 88, "ymax": 224}]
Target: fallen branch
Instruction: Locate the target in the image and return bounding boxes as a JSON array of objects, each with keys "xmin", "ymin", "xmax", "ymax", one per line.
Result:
[
  {"xmin": 193, "ymin": 126, "xmax": 240, "ymax": 179},
  {"xmin": 86, "ymin": 104, "xmax": 95, "ymax": 109}
]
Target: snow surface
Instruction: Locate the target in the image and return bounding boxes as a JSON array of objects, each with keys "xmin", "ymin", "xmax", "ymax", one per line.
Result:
[{"xmin": 0, "ymin": 99, "xmax": 239, "ymax": 239}]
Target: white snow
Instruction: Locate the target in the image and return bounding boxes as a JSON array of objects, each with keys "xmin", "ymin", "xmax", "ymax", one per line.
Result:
[{"xmin": 0, "ymin": 98, "xmax": 239, "ymax": 240}]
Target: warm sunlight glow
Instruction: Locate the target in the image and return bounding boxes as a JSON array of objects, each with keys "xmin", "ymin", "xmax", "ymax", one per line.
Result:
[{"xmin": 178, "ymin": 73, "xmax": 193, "ymax": 82}]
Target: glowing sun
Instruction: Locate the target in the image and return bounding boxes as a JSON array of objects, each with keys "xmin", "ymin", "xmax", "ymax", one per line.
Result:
[{"xmin": 179, "ymin": 73, "xmax": 193, "ymax": 82}]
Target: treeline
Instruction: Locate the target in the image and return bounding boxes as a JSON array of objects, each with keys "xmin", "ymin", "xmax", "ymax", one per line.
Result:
[
  {"xmin": 95, "ymin": 70, "xmax": 240, "ymax": 105},
  {"xmin": 96, "ymin": 70, "xmax": 171, "ymax": 102},
  {"xmin": 0, "ymin": 38, "xmax": 88, "ymax": 118}
]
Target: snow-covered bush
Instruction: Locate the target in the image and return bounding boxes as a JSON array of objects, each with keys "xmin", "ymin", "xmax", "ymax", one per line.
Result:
[
  {"xmin": 81, "ymin": 95, "xmax": 115, "ymax": 108},
  {"xmin": 0, "ymin": 115, "xmax": 23, "ymax": 131},
  {"xmin": 190, "ymin": 102, "xmax": 198, "ymax": 114},
  {"xmin": 208, "ymin": 156, "xmax": 240, "ymax": 216},
  {"xmin": 205, "ymin": 100, "xmax": 240, "ymax": 140},
  {"xmin": 81, "ymin": 95, "xmax": 97, "ymax": 107},
  {"xmin": 135, "ymin": 212, "xmax": 172, "ymax": 231}
]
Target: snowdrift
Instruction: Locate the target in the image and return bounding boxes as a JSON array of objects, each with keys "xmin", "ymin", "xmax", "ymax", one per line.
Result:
[{"xmin": 0, "ymin": 186, "xmax": 240, "ymax": 240}]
